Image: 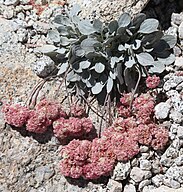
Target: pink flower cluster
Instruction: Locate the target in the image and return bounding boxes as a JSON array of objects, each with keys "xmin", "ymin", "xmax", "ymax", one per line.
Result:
[
  {"xmin": 53, "ymin": 117, "xmax": 93, "ymax": 140},
  {"xmin": 2, "ymin": 100, "xmax": 93, "ymax": 137},
  {"xmin": 60, "ymin": 93, "xmax": 169, "ymax": 179},
  {"xmin": 146, "ymin": 75, "xmax": 160, "ymax": 89}
]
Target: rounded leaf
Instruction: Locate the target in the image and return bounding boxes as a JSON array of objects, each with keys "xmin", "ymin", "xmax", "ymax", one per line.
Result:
[
  {"xmin": 118, "ymin": 13, "xmax": 131, "ymax": 27},
  {"xmin": 106, "ymin": 77, "xmax": 113, "ymax": 93},
  {"xmin": 108, "ymin": 20, "xmax": 118, "ymax": 33},
  {"xmin": 95, "ymin": 63, "xmax": 105, "ymax": 73},
  {"xmin": 91, "ymin": 82, "xmax": 103, "ymax": 94},
  {"xmin": 57, "ymin": 62, "xmax": 69, "ymax": 75},
  {"xmin": 139, "ymin": 19, "xmax": 159, "ymax": 34},
  {"xmin": 78, "ymin": 19, "xmax": 96, "ymax": 35},
  {"xmin": 80, "ymin": 61, "xmax": 91, "ymax": 69},
  {"xmin": 161, "ymin": 35, "xmax": 177, "ymax": 49},
  {"xmin": 136, "ymin": 53, "xmax": 154, "ymax": 66}
]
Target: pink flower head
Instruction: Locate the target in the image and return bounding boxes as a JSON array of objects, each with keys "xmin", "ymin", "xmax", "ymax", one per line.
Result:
[
  {"xmin": 81, "ymin": 117, "xmax": 93, "ymax": 133},
  {"xmin": 117, "ymin": 105, "xmax": 131, "ymax": 118},
  {"xmin": 26, "ymin": 110, "xmax": 52, "ymax": 133},
  {"xmin": 146, "ymin": 75, "xmax": 160, "ymax": 89},
  {"xmin": 120, "ymin": 93, "xmax": 132, "ymax": 106},
  {"xmin": 150, "ymin": 125, "xmax": 169, "ymax": 150},
  {"xmin": 70, "ymin": 104, "xmax": 86, "ymax": 118},
  {"xmin": 2, "ymin": 103, "xmax": 30, "ymax": 127},
  {"xmin": 60, "ymin": 139, "xmax": 91, "ymax": 178},
  {"xmin": 36, "ymin": 99, "xmax": 66, "ymax": 121},
  {"xmin": 136, "ymin": 124, "xmax": 152, "ymax": 145}
]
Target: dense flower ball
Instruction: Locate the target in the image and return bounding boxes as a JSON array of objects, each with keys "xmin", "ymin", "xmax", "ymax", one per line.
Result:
[
  {"xmin": 60, "ymin": 139, "xmax": 91, "ymax": 178},
  {"xmin": 53, "ymin": 117, "xmax": 93, "ymax": 140},
  {"xmin": 146, "ymin": 75, "xmax": 160, "ymax": 89},
  {"xmin": 26, "ymin": 110, "xmax": 52, "ymax": 133},
  {"xmin": 83, "ymin": 138, "xmax": 116, "ymax": 179},
  {"xmin": 2, "ymin": 104, "xmax": 30, "ymax": 127},
  {"xmin": 36, "ymin": 99, "xmax": 67, "ymax": 120},
  {"xmin": 70, "ymin": 104, "xmax": 86, "ymax": 118}
]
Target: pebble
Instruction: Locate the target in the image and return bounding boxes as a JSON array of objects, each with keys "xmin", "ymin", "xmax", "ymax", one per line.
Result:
[
  {"xmin": 138, "ymin": 180, "xmax": 151, "ymax": 191},
  {"xmin": 174, "ymin": 57, "xmax": 183, "ymax": 69},
  {"xmin": 107, "ymin": 179, "xmax": 123, "ymax": 192},
  {"xmin": 177, "ymin": 126, "xmax": 183, "ymax": 139},
  {"xmin": 140, "ymin": 160, "xmax": 152, "ymax": 171},
  {"xmin": 154, "ymin": 102, "xmax": 171, "ymax": 120},
  {"xmin": 123, "ymin": 184, "xmax": 136, "ymax": 192},
  {"xmin": 32, "ymin": 55, "xmax": 56, "ymax": 78},
  {"xmin": 112, "ymin": 161, "xmax": 131, "ymax": 181},
  {"xmin": 179, "ymin": 22, "xmax": 183, "ymax": 39},
  {"xmin": 171, "ymin": 13, "xmax": 183, "ymax": 26},
  {"xmin": 4, "ymin": 0, "xmax": 19, "ymax": 6},
  {"xmin": 152, "ymin": 174, "xmax": 164, "ymax": 187},
  {"xmin": 130, "ymin": 167, "xmax": 152, "ymax": 183},
  {"xmin": 164, "ymin": 76, "xmax": 183, "ymax": 91},
  {"xmin": 169, "ymin": 110, "xmax": 183, "ymax": 124}
]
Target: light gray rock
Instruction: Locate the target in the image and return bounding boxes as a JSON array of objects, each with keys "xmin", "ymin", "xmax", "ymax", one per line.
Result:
[
  {"xmin": 17, "ymin": 28, "xmax": 28, "ymax": 43},
  {"xmin": 140, "ymin": 146, "xmax": 149, "ymax": 153},
  {"xmin": 112, "ymin": 161, "xmax": 131, "ymax": 181},
  {"xmin": 138, "ymin": 180, "xmax": 151, "ymax": 191},
  {"xmin": 163, "ymin": 178, "xmax": 181, "ymax": 189},
  {"xmin": 32, "ymin": 55, "xmax": 56, "ymax": 78},
  {"xmin": 171, "ymin": 13, "xmax": 183, "ymax": 26},
  {"xmin": 177, "ymin": 126, "xmax": 183, "ymax": 139},
  {"xmin": 144, "ymin": 186, "xmax": 183, "ymax": 192},
  {"xmin": 164, "ymin": 76, "xmax": 183, "ymax": 91},
  {"xmin": 170, "ymin": 110, "xmax": 183, "ymax": 123},
  {"xmin": 130, "ymin": 167, "xmax": 152, "ymax": 183},
  {"xmin": 4, "ymin": 0, "xmax": 19, "ymax": 5},
  {"xmin": 165, "ymin": 26, "xmax": 177, "ymax": 37},
  {"xmin": 140, "ymin": 160, "xmax": 152, "ymax": 171},
  {"xmin": 154, "ymin": 102, "xmax": 171, "ymax": 120},
  {"xmin": 174, "ymin": 57, "xmax": 183, "ymax": 69},
  {"xmin": 179, "ymin": 22, "xmax": 183, "ymax": 39},
  {"xmin": 68, "ymin": 0, "xmax": 150, "ymax": 22},
  {"xmin": 152, "ymin": 174, "xmax": 164, "ymax": 187},
  {"xmin": 107, "ymin": 179, "xmax": 123, "ymax": 192},
  {"xmin": 123, "ymin": 184, "xmax": 136, "ymax": 192},
  {"xmin": 166, "ymin": 166, "xmax": 183, "ymax": 184},
  {"xmin": 175, "ymin": 155, "xmax": 183, "ymax": 166},
  {"xmin": 33, "ymin": 21, "xmax": 51, "ymax": 34},
  {"xmin": 3, "ymin": 7, "xmax": 14, "ymax": 19}
]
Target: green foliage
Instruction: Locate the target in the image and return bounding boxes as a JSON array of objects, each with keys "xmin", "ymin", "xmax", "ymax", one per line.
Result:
[{"xmin": 39, "ymin": 4, "xmax": 176, "ymax": 102}]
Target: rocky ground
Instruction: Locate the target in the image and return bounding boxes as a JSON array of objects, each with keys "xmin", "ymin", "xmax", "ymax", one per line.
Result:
[{"xmin": 1, "ymin": 0, "xmax": 183, "ymax": 192}]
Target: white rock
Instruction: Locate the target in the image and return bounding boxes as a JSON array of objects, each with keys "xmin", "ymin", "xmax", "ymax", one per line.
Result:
[
  {"xmin": 140, "ymin": 160, "xmax": 152, "ymax": 171},
  {"xmin": 123, "ymin": 184, "xmax": 136, "ymax": 192},
  {"xmin": 112, "ymin": 161, "xmax": 131, "ymax": 181},
  {"xmin": 177, "ymin": 126, "xmax": 183, "ymax": 139},
  {"xmin": 152, "ymin": 174, "xmax": 164, "ymax": 187},
  {"xmin": 164, "ymin": 76, "xmax": 183, "ymax": 91},
  {"xmin": 107, "ymin": 179, "xmax": 123, "ymax": 192},
  {"xmin": 130, "ymin": 167, "xmax": 152, "ymax": 183},
  {"xmin": 32, "ymin": 55, "xmax": 56, "ymax": 78},
  {"xmin": 4, "ymin": 0, "xmax": 19, "ymax": 5},
  {"xmin": 154, "ymin": 102, "xmax": 171, "ymax": 120},
  {"xmin": 170, "ymin": 110, "xmax": 183, "ymax": 124},
  {"xmin": 138, "ymin": 180, "xmax": 151, "ymax": 191},
  {"xmin": 174, "ymin": 57, "xmax": 183, "ymax": 69},
  {"xmin": 171, "ymin": 13, "xmax": 183, "ymax": 26},
  {"xmin": 179, "ymin": 22, "xmax": 183, "ymax": 39},
  {"xmin": 144, "ymin": 185, "xmax": 183, "ymax": 192}
]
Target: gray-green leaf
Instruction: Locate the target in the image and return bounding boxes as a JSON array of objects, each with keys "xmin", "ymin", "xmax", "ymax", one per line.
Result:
[
  {"xmin": 57, "ymin": 62, "xmax": 69, "ymax": 75},
  {"xmin": 80, "ymin": 61, "xmax": 91, "ymax": 69},
  {"xmin": 139, "ymin": 19, "xmax": 159, "ymax": 34},
  {"xmin": 95, "ymin": 63, "xmax": 105, "ymax": 73},
  {"xmin": 91, "ymin": 82, "xmax": 103, "ymax": 94},
  {"xmin": 78, "ymin": 19, "xmax": 96, "ymax": 35},
  {"xmin": 161, "ymin": 35, "xmax": 177, "ymax": 49},
  {"xmin": 106, "ymin": 77, "xmax": 113, "ymax": 93},
  {"xmin": 118, "ymin": 13, "xmax": 131, "ymax": 27},
  {"xmin": 136, "ymin": 52, "xmax": 154, "ymax": 66}
]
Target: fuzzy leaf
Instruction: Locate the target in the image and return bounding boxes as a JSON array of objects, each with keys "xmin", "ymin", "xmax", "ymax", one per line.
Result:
[
  {"xmin": 161, "ymin": 35, "xmax": 177, "ymax": 49},
  {"xmin": 132, "ymin": 13, "xmax": 146, "ymax": 29},
  {"xmin": 139, "ymin": 19, "xmax": 159, "ymax": 34},
  {"xmin": 54, "ymin": 15, "xmax": 72, "ymax": 26},
  {"xmin": 118, "ymin": 44, "xmax": 126, "ymax": 51},
  {"xmin": 78, "ymin": 20, "xmax": 96, "ymax": 35},
  {"xmin": 132, "ymin": 40, "xmax": 141, "ymax": 50},
  {"xmin": 125, "ymin": 57, "xmax": 136, "ymax": 68},
  {"xmin": 91, "ymin": 82, "xmax": 103, "ymax": 94},
  {"xmin": 106, "ymin": 77, "xmax": 113, "ymax": 93},
  {"xmin": 109, "ymin": 71, "xmax": 117, "ymax": 79},
  {"xmin": 75, "ymin": 48, "xmax": 85, "ymax": 57},
  {"xmin": 66, "ymin": 71, "xmax": 80, "ymax": 82},
  {"xmin": 108, "ymin": 20, "xmax": 118, "ymax": 33},
  {"xmin": 47, "ymin": 30, "xmax": 60, "ymax": 43},
  {"xmin": 95, "ymin": 63, "xmax": 105, "ymax": 73},
  {"xmin": 80, "ymin": 61, "xmax": 91, "ymax": 69},
  {"xmin": 93, "ymin": 19, "xmax": 103, "ymax": 32},
  {"xmin": 81, "ymin": 38, "xmax": 98, "ymax": 53},
  {"xmin": 57, "ymin": 62, "xmax": 69, "ymax": 75},
  {"xmin": 116, "ymin": 63, "xmax": 124, "ymax": 85},
  {"xmin": 158, "ymin": 53, "xmax": 175, "ymax": 66},
  {"xmin": 149, "ymin": 61, "xmax": 165, "ymax": 73},
  {"xmin": 111, "ymin": 57, "xmax": 120, "ymax": 68},
  {"xmin": 118, "ymin": 13, "xmax": 131, "ymax": 27},
  {"xmin": 70, "ymin": 4, "xmax": 81, "ymax": 17},
  {"xmin": 136, "ymin": 53, "xmax": 154, "ymax": 66},
  {"xmin": 57, "ymin": 26, "xmax": 69, "ymax": 36}
]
